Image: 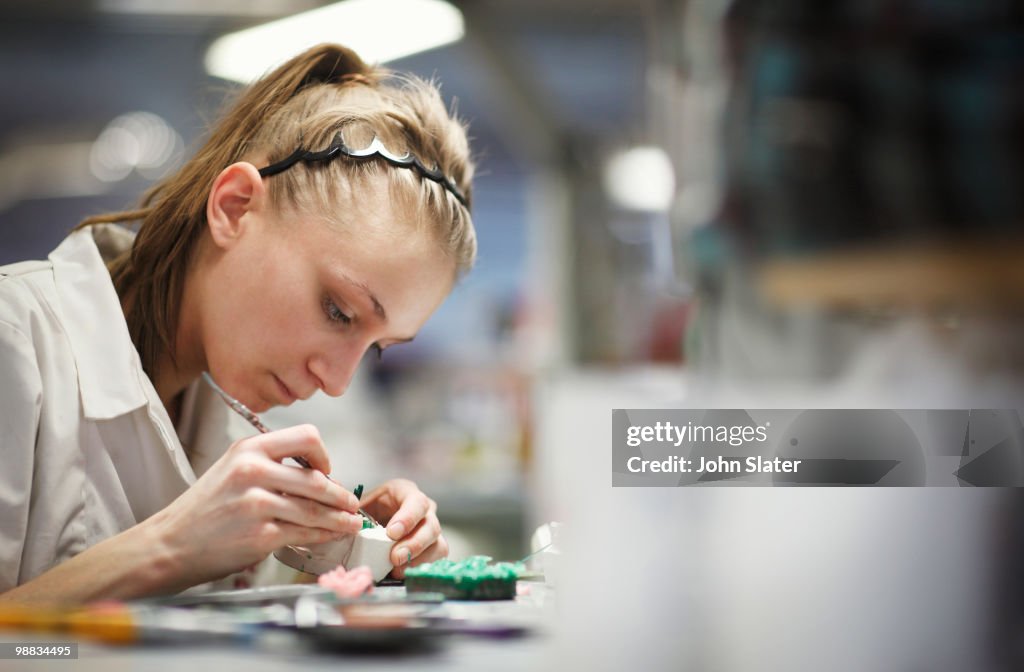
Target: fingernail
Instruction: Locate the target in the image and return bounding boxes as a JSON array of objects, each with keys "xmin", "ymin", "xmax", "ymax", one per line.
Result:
[
  {"xmin": 394, "ymin": 547, "xmax": 408, "ymax": 565},
  {"xmin": 387, "ymin": 521, "xmax": 406, "ymax": 539}
]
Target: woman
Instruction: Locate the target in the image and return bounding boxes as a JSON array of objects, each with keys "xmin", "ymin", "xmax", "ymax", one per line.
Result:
[{"xmin": 0, "ymin": 44, "xmax": 474, "ymax": 602}]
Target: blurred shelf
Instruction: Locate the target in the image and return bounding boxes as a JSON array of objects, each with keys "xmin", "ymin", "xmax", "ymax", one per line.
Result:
[
  {"xmin": 757, "ymin": 240, "xmax": 1024, "ymax": 311},
  {"xmin": 430, "ymin": 489, "xmax": 526, "ymax": 526},
  {"xmin": 430, "ymin": 488, "xmax": 528, "ymax": 561}
]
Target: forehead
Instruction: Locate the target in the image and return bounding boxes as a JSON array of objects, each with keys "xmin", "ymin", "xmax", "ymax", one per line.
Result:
[
  {"xmin": 279, "ymin": 196, "xmax": 455, "ymax": 329},
  {"xmin": 302, "ymin": 179, "xmax": 441, "ymax": 269}
]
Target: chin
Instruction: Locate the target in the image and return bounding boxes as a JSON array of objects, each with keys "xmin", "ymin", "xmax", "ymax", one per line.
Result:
[
  {"xmin": 243, "ymin": 391, "xmax": 278, "ymax": 413},
  {"xmin": 215, "ymin": 370, "xmax": 274, "ymax": 413},
  {"xmin": 248, "ymin": 399, "xmax": 274, "ymax": 414}
]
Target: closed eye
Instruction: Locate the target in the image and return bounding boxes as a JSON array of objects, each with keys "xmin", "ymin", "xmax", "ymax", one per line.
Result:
[{"xmin": 322, "ymin": 295, "xmax": 352, "ymax": 325}]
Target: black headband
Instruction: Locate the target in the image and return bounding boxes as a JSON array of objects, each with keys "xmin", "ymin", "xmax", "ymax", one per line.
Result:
[{"xmin": 258, "ymin": 132, "xmax": 469, "ymax": 208}]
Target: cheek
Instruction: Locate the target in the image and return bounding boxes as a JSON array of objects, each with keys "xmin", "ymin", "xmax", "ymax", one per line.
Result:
[
  {"xmin": 205, "ymin": 263, "xmax": 307, "ymax": 368},
  {"xmin": 240, "ymin": 283, "xmax": 314, "ymax": 357}
]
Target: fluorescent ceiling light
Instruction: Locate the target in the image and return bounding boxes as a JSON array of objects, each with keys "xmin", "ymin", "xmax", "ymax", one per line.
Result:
[
  {"xmin": 603, "ymin": 146, "xmax": 676, "ymax": 212},
  {"xmin": 205, "ymin": 0, "xmax": 465, "ymax": 83}
]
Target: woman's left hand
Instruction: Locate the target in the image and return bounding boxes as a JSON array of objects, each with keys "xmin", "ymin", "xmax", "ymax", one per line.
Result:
[{"xmin": 358, "ymin": 479, "xmax": 448, "ymax": 578}]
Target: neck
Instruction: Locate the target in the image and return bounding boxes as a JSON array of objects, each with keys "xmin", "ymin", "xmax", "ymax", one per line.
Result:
[
  {"xmin": 154, "ymin": 256, "xmax": 207, "ymax": 413},
  {"xmin": 154, "ymin": 353, "xmax": 198, "ymax": 414}
]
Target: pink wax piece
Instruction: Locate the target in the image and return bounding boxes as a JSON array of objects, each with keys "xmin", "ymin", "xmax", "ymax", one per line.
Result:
[{"xmin": 317, "ymin": 564, "xmax": 375, "ymax": 598}]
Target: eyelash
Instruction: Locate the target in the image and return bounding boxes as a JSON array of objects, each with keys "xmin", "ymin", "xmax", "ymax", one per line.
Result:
[
  {"xmin": 322, "ymin": 295, "xmax": 352, "ymax": 325},
  {"xmin": 322, "ymin": 295, "xmax": 384, "ymax": 361}
]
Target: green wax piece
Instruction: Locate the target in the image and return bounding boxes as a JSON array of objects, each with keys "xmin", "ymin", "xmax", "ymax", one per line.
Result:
[
  {"xmin": 405, "ymin": 555, "xmax": 523, "ymax": 600},
  {"xmin": 353, "ymin": 484, "xmax": 364, "ymax": 500},
  {"xmin": 405, "ymin": 555, "xmax": 524, "ymax": 586}
]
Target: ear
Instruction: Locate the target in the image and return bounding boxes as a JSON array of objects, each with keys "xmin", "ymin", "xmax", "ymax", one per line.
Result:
[{"xmin": 206, "ymin": 162, "xmax": 266, "ymax": 249}]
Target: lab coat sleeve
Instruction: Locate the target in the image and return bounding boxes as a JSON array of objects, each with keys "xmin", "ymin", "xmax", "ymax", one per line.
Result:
[{"xmin": 0, "ymin": 321, "xmax": 42, "ymax": 593}]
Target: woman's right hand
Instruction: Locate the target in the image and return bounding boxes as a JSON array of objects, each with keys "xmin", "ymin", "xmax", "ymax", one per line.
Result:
[{"xmin": 147, "ymin": 424, "xmax": 363, "ymax": 591}]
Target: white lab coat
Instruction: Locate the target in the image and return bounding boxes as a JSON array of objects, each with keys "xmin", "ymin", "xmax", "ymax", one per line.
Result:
[{"xmin": 0, "ymin": 224, "xmax": 269, "ymax": 593}]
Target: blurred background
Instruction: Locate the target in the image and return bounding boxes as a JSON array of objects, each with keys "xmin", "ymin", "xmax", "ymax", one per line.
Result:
[{"xmin": 2, "ymin": 0, "xmax": 1023, "ymax": 669}]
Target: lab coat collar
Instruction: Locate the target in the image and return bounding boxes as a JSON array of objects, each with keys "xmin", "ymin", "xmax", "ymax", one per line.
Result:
[{"xmin": 48, "ymin": 225, "xmax": 150, "ymax": 420}]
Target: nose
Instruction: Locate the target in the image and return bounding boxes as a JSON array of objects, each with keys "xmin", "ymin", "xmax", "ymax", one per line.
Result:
[{"xmin": 307, "ymin": 344, "xmax": 366, "ymax": 397}]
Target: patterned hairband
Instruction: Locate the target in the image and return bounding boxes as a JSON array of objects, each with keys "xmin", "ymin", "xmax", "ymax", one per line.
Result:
[{"xmin": 257, "ymin": 132, "xmax": 469, "ymax": 208}]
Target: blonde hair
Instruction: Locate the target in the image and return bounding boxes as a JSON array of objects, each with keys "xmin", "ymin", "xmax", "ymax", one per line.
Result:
[{"xmin": 77, "ymin": 44, "xmax": 476, "ymax": 381}]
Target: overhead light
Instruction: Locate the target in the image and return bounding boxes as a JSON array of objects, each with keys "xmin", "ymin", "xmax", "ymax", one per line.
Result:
[
  {"xmin": 89, "ymin": 112, "xmax": 184, "ymax": 182},
  {"xmin": 603, "ymin": 145, "xmax": 676, "ymax": 212},
  {"xmin": 0, "ymin": 112, "xmax": 183, "ymax": 210},
  {"xmin": 205, "ymin": 0, "xmax": 465, "ymax": 83}
]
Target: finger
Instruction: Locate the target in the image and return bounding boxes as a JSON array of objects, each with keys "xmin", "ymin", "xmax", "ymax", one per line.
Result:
[
  {"xmin": 357, "ymin": 483, "xmax": 397, "ymax": 520},
  {"xmin": 260, "ymin": 491, "xmax": 363, "ymax": 535},
  {"xmin": 390, "ymin": 514, "xmax": 442, "ymax": 567},
  {"xmin": 383, "ymin": 489, "xmax": 433, "ymax": 541},
  {"xmin": 268, "ymin": 520, "xmax": 340, "ymax": 549},
  {"xmin": 261, "ymin": 462, "xmax": 359, "ymax": 512},
  {"xmin": 250, "ymin": 424, "xmax": 332, "ymax": 474},
  {"xmin": 390, "ymin": 535, "xmax": 448, "ymax": 579},
  {"xmin": 396, "ymin": 540, "xmax": 448, "ymax": 575}
]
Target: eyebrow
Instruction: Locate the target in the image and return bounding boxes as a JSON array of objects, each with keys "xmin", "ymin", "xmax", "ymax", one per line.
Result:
[
  {"xmin": 334, "ymin": 272, "xmax": 416, "ymax": 344},
  {"xmin": 338, "ymin": 272, "xmax": 387, "ymax": 321}
]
